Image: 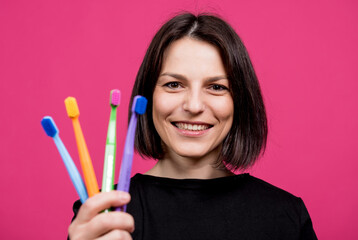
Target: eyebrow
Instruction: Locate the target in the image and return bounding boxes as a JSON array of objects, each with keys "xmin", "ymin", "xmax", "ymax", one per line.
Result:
[{"xmin": 159, "ymin": 72, "xmax": 228, "ymax": 82}]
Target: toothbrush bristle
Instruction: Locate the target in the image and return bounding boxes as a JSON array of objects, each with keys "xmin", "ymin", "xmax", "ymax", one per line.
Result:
[
  {"xmin": 110, "ymin": 89, "xmax": 121, "ymax": 106},
  {"xmin": 41, "ymin": 116, "xmax": 59, "ymax": 137},
  {"xmin": 132, "ymin": 95, "xmax": 148, "ymax": 115},
  {"xmin": 65, "ymin": 97, "xmax": 80, "ymax": 118}
]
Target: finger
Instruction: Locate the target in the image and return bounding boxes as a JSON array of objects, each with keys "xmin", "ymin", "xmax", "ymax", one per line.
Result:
[
  {"xmin": 77, "ymin": 191, "xmax": 131, "ymax": 222},
  {"xmin": 95, "ymin": 229, "xmax": 132, "ymax": 240},
  {"xmin": 88, "ymin": 211, "xmax": 135, "ymax": 237}
]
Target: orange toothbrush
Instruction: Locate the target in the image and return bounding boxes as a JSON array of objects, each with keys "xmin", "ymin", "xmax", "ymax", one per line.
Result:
[{"xmin": 65, "ymin": 97, "xmax": 99, "ymax": 197}]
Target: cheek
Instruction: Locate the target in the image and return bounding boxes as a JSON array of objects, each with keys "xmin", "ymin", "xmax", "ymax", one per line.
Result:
[
  {"xmin": 152, "ymin": 90, "xmax": 177, "ymax": 123},
  {"xmin": 212, "ymin": 97, "xmax": 234, "ymax": 121}
]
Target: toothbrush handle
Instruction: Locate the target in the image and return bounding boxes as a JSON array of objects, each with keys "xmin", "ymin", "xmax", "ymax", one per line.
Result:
[
  {"xmin": 116, "ymin": 114, "xmax": 137, "ymax": 211},
  {"xmin": 102, "ymin": 109, "xmax": 117, "ymax": 193},
  {"xmin": 72, "ymin": 118, "xmax": 99, "ymax": 197},
  {"xmin": 53, "ymin": 135, "xmax": 88, "ymax": 203},
  {"xmin": 102, "ymin": 144, "xmax": 116, "ymax": 192}
]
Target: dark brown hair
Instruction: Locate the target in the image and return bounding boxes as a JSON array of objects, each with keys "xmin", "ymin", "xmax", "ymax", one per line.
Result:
[{"xmin": 130, "ymin": 12, "xmax": 267, "ymax": 171}]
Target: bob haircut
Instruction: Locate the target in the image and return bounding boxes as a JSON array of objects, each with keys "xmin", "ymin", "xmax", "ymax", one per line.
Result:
[{"xmin": 129, "ymin": 12, "xmax": 267, "ymax": 171}]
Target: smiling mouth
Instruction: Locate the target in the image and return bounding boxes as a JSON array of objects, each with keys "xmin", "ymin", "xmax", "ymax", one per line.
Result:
[{"xmin": 172, "ymin": 122, "xmax": 213, "ymax": 131}]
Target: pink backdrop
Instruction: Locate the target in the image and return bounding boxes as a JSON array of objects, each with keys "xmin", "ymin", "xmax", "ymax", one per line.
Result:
[{"xmin": 1, "ymin": 0, "xmax": 357, "ymax": 239}]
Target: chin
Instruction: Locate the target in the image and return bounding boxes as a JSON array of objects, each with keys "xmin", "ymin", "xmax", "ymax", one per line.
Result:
[{"xmin": 172, "ymin": 146, "xmax": 218, "ymax": 160}]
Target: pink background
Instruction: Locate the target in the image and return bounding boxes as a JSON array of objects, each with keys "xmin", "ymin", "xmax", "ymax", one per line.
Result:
[{"xmin": 1, "ymin": 0, "xmax": 357, "ymax": 239}]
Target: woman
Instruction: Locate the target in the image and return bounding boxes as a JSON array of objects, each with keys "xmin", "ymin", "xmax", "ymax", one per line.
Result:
[{"xmin": 68, "ymin": 13, "xmax": 317, "ymax": 240}]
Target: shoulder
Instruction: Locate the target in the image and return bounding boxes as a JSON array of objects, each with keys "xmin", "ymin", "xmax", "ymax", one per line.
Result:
[
  {"xmin": 242, "ymin": 174, "xmax": 299, "ymax": 198},
  {"xmin": 237, "ymin": 174, "xmax": 311, "ymax": 222},
  {"xmin": 211, "ymin": 173, "xmax": 306, "ymax": 220},
  {"xmin": 228, "ymin": 175, "xmax": 317, "ymax": 238},
  {"xmin": 246, "ymin": 175, "xmax": 297, "ymax": 194}
]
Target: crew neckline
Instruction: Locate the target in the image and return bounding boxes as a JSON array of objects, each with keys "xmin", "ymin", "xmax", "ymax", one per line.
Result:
[{"xmin": 132, "ymin": 173, "xmax": 250, "ymax": 189}]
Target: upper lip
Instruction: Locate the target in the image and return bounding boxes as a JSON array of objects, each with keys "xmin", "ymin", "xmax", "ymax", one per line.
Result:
[{"xmin": 171, "ymin": 121, "xmax": 213, "ymax": 127}]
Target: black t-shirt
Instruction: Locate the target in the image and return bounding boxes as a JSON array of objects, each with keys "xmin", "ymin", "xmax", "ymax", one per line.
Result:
[{"xmin": 70, "ymin": 173, "xmax": 317, "ymax": 240}]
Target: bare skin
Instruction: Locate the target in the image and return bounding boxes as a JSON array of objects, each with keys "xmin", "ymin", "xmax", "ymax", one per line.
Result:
[
  {"xmin": 68, "ymin": 191, "xmax": 134, "ymax": 240},
  {"xmin": 145, "ymin": 147, "xmax": 234, "ymax": 179},
  {"xmin": 68, "ymin": 37, "xmax": 234, "ymax": 239},
  {"xmin": 147, "ymin": 37, "xmax": 235, "ymax": 180}
]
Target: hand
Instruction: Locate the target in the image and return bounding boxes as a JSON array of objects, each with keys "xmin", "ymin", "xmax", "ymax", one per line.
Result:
[{"xmin": 68, "ymin": 191, "xmax": 134, "ymax": 240}]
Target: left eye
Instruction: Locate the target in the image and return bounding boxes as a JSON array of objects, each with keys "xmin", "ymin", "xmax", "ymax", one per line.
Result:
[{"xmin": 209, "ymin": 84, "xmax": 228, "ymax": 91}]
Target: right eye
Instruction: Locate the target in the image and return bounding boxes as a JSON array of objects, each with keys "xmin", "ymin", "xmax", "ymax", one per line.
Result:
[{"xmin": 164, "ymin": 82, "xmax": 182, "ymax": 89}]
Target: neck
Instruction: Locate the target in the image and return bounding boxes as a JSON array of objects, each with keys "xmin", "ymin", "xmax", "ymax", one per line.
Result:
[{"xmin": 145, "ymin": 148, "xmax": 234, "ymax": 179}]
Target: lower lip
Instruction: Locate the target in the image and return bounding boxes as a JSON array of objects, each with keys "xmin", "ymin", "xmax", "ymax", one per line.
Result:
[{"xmin": 174, "ymin": 125, "xmax": 211, "ymax": 137}]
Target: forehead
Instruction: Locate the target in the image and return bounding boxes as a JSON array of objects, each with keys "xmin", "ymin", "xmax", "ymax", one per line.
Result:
[{"xmin": 161, "ymin": 37, "xmax": 226, "ymax": 77}]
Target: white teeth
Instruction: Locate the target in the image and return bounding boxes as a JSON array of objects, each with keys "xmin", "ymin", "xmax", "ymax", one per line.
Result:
[{"xmin": 175, "ymin": 123, "xmax": 210, "ymax": 131}]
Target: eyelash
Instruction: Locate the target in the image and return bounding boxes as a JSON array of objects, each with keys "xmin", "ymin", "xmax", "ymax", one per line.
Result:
[
  {"xmin": 163, "ymin": 82, "xmax": 229, "ymax": 92},
  {"xmin": 164, "ymin": 82, "xmax": 182, "ymax": 89},
  {"xmin": 209, "ymin": 84, "xmax": 229, "ymax": 91}
]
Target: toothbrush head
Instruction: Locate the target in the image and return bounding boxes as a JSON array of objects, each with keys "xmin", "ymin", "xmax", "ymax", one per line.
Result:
[
  {"xmin": 132, "ymin": 95, "xmax": 148, "ymax": 115},
  {"xmin": 65, "ymin": 97, "xmax": 80, "ymax": 118},
  {"xmin": 110, "ymin": 89, "xmax": 121, "ymax": 107},
  {"xmin": 41, "ymin": 116, "xmax": 59, "ymax": 137}
]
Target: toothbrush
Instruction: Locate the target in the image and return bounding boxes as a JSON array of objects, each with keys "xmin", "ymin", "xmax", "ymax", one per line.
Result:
[
  {"xmin": 116, "ymin": 95, "xmax": 147, "ymax": 212},
  {"xmin": 41, "ymin": 116, "xmax": 88, "ymax": 203},
  {"xmin": 101, "ymin": 90, "xmax": 121, "ymax": 197},
  {"xmin": 65, "ymin": 97, "xmax": 99, "ymax": 197}
]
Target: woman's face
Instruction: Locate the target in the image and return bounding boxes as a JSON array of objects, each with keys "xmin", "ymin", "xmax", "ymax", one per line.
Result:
[{"xmin": 152, "ymin": 37, "xmax": 234, "ymax": 159}]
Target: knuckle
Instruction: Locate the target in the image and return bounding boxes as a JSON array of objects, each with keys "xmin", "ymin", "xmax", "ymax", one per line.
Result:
[
  {"xmin": 120, "ymin": 213, "xmax": 135, "ymax": 232},
  {"xmin": 68, "ymin": 223, "xmax": 86, "ymax": 240},
  {"xmin": 67, "ymin": 222, "xmax": 79, "ymax": 238},
  {"xmin": 109, "ymin": 212, "xmax": 134, "ymax": 230},
  {"xmin": 97, "ymin": 214, "xmax": 112, "ymax": 226},
  {"xmin": 67, "ymin": 224, "xmax": 74, "ymax": 237},
  {"xmin": 81, "ymin": 199, "xmax": 94, "ymax": 212},
  {"xmin": 114, "ymin": 214, "xmax": 127, "ymax": 227}
]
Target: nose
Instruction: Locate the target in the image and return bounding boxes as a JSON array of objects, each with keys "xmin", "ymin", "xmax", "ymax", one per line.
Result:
[{"xmin": 182, "ymin": 89, "xmax": 205, "ymax": 114}]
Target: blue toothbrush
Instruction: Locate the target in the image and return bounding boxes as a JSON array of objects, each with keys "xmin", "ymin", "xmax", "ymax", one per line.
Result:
[
  {"xmin": 41, "ymin": 116, "xmax": 88, "ymax": 203},
  {"xmin": 116, "ymin": 95, "xmax": 147, "ymax": 211}
]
